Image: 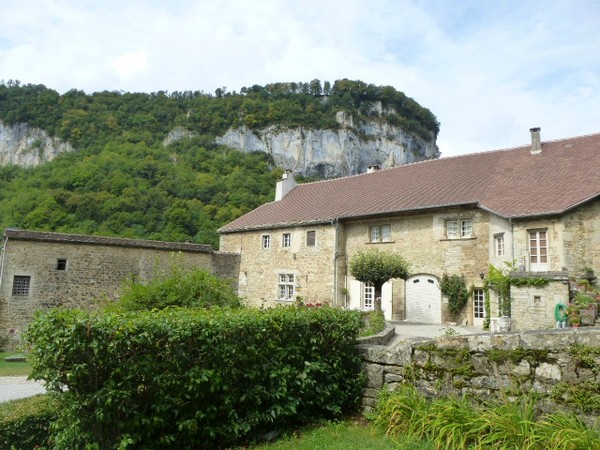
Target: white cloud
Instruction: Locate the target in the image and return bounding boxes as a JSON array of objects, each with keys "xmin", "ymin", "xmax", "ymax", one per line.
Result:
[{"xmin": 0, "ymin": 0, "xmax": 598, "ymax": 156}]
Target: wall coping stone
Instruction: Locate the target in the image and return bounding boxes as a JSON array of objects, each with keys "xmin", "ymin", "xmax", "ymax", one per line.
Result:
[{"xmin": 3, "ymin": 228, "xmax": 213, "ymax": 253}]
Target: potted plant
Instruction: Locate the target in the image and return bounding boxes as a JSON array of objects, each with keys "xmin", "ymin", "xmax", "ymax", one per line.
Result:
[{"xmin": 569, "ymin": 314, "xmax": 581, "ymax": 328}]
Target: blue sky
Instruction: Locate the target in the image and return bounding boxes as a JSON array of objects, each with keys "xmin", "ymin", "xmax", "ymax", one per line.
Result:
[{"xmin": 0, "ymin": 0, "xmax": 598, "ymax": 157}]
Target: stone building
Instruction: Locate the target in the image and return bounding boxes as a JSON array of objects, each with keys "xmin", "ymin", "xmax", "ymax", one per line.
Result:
[
  {"xmin": 219, "ymin": 129, "xmax": 600, "ymax": 331},
  {"xmin": 0, "ymin": 229, "xmax": 240, "ymax": 344}
]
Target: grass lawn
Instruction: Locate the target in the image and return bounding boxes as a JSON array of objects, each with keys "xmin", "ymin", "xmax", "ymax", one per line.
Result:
[
  {"xmin": 251, "ymin": 417, "xmax": 434, "ymax": 450},
  {"xmin": 0, "ymin": 352, "xmax": 34, "ymax": 377}
]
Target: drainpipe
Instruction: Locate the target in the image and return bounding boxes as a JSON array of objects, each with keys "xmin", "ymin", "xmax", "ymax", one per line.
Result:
[
  {"xmin": 0, "ymin": 236, "xmax": 7, "ymax": 292},
  {"xmin": 332, "ymin": 219, "xmax": 339, "ymax": 308},
  {"xmin": 509, "ymin": 218, "xmax": 514, "ymax": 266}
]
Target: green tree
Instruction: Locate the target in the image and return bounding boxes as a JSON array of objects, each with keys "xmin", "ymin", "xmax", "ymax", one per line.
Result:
[{"xmin": 349, "ymin": 249, "xmax": 410, "ymax": 311}]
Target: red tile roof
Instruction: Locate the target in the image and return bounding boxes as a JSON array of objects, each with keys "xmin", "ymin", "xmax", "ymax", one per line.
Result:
[
  {"xmin": 219, "ymin": 132, "xmax": 600, "ymax": 233},
  {"xmin": 4, "ymin": 229, "xmax": 213, "ymax": 253}
]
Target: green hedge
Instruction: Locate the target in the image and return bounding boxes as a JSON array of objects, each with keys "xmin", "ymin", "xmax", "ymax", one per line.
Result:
[
  {"xmin": 0, "ymin": 395, "xmax": 56, "ymax": 449},
  {"xmin": 27, "ymin": 306, "xmax": 363, "ymax": 449}
]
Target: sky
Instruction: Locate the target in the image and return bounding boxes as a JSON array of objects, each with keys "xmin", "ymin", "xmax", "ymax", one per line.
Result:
[{"xmin": 0, "ymin": 0, "xmax": 599, "ymax": 157}]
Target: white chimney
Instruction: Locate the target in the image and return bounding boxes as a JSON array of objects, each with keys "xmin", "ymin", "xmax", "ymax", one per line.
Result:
[
  {"xmin": 367, "ymin": 165, "xmax": 380, "ymax": 173},
  {"xmin": 275, "ymin": 170, "xmax": 297, "ymax": 201},
  {"xmin": 530, "ymin": 127, "xmax": 541, "ymax": 154}
]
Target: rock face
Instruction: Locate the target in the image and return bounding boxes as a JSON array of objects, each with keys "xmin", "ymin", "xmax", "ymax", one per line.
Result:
[
  {"xmin": 216, "ymin": 111, "xmax": 438, "ymax": 177},
  {"xmin": 0, "ymin": 121, "xmax": 73, "ymax": 167}
]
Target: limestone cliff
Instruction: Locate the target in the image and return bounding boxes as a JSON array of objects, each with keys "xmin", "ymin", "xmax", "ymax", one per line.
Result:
[
  {"xmin": 214, "ymin": 109, "xmax": 439, "ymax": 177},
  {"xmin": 2, "ymin": 105, "xmax": 439, "ymax": 176},
  {"xmin": 0, "ymin": 121, "xmax": 73, "ymax": 167}
]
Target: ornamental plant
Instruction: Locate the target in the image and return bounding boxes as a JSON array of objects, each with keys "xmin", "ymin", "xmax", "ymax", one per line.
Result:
[
  {"xmin": 349, "ymin": 249, "xmax": 410, "ymax": 311},
  {"xmin": 440, "ymin": 274, "xmax": 469, "ymax": 318}
]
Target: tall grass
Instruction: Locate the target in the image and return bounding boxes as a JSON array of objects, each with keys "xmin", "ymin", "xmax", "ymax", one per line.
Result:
[{"xmin": 372, "ymin": 385, "xmax": 600, "ymax": 450}]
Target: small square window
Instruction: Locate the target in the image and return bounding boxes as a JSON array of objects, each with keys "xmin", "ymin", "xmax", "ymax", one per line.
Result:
[
  {"xmin": 282, "ymin": 233, "xmax": 291, "ymax": 248},
  {"xmin": 370, "ymin": 225, "xmax": 391, "ymax": 242},
  {"xmin": 262, "ymin": 235, "xmax": 271, "ymax": 249},
  {"xmin": 447, "ymin": 219, "xmax": 473, "ymax": 239},
  {"xmin": 56, "ymin": 259, "xmax": 67, "ymax": 270},
  {"xmin": 306, "ymin": 230, "xmax": 316, "ymax": 246},
  {"xmin": 12, "ymin": 275, "xmax": 31, "ymax": 296}
]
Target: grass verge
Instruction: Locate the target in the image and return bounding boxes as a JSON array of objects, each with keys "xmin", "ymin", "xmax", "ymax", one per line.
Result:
[
  {"xmin": 250, "ymin": 417, "xmax": 434, "ymax": 449},
  {"xmin": 0, "ymin": 352, "xmax": 34, "ymax": 377}
]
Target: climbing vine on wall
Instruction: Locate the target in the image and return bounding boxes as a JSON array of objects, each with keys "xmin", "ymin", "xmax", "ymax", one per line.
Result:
[{"xmin": 440, "ymin": 274, "xmax": 469, "ymax": 318}]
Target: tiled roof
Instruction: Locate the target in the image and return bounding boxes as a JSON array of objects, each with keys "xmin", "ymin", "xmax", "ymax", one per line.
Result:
[
  {"xmin": 4, "ymin": 229, "xmax": 213, "ymax": 253},
  {"xmin": 219, "ymin": 132, "xmax": 600, "ymax": 233}
]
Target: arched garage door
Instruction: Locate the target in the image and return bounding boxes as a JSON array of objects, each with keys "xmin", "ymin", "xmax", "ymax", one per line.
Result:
[{"xmin": 405, "ymin": 274, "xmax": 441, "ymax": 324}]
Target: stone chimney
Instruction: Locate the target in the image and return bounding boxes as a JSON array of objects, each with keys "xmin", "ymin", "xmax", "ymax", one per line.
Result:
[
  {"xmin": 275, "ymin": 170, "xmax": 297, "ymax": 201},
  {"xmin": 367, "ymin": 165, "xmax": 380, "ymax": 173},
  {"xmin": 530, "ymin": 127, "xmax": 541, "ymax": 154}
]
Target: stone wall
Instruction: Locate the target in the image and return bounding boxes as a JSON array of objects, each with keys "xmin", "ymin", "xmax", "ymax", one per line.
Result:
[
  {"xmin": 358, "ymin": 327, "xmax": 600, "ymax": 423},
  {"xmin": 0, "ymin": 234, "xmax": 240, "ymax": 346},
  {"xmin": 343, "ymin": 207, "xmax": 491, "ymax": 322},
  {"xmin": 219, "ymin": 223, "xmax": 338, "ymax": 307}
]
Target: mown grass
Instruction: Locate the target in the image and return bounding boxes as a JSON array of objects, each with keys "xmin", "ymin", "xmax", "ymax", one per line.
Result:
[
  {"xmin": 0, "ymin": 352, "xmax": 34, "ymax": 377},
  {"xmin": 251, "ymin": 417, "xmax": 434, "ymax": 449}
]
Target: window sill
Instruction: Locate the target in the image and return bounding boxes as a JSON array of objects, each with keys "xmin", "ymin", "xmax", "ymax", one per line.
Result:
[
  {"xmin": 366, "ymin": 241, "xmax": 396, "ymax": 245},
  {"xmin": 440, "ymin": 237, "xmax": 477, "ymax": 242},
  {"xmin": 275, "ymin": 299, "xmax": 295, "ymax": 304}
]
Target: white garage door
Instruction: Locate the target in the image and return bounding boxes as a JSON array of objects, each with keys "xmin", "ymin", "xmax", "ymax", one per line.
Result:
[{"xmin": 405, "ymin": 274, "xmax": 441, "ymax": 324}]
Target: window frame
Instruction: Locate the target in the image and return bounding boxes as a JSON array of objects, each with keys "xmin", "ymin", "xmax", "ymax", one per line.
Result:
[
  {"xmin": 282, "ymin": 233, "xmax": 291, "ymax": 248},
  {"xmin": 446, "ymin": 219, "xmax": 473, "ymax": 239},
  {"xmin": 277, "ymin": 273, "xmax": 295, "ymax": 301},
  {"xmin": 306, "ymin": 230, "xmax": 316, "ymax": 247},
  {"xmin": 473, "ymin": 289, "xmax": 485, "ymax": 319},
  {"xmin": 56, "ymin": 259, "xmax": 68, "ymax": 270},
  {"xmin": 370, "ymin": 224, "xmax": 391, "ymax": 243},
  {"xmin": 528, "ymin": 229, "xmax": 548, "ymax": 271},
  {"xmin": 494, "ymin": 233, "xmax": 505, "ymax": 257},
  {"xmin": 261, "ymin": 234, "xmax": 271, "ymax": 249},
  {"xmin": 363, "ymin": 282, "xmax": 375, "ymax": 310},
  {"xmin": 12, "ymin": 275, "xmax": 31, "ymax": 296}
]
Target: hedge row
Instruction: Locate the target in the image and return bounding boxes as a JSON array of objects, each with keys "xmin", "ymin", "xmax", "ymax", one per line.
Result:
[
  {"xmin": 0, "ymin": 395, "xmax": 56, "ymax": 449},
  {"xmin": 26, "ymin": 306, "xmax": 364, "ymax": 449}
]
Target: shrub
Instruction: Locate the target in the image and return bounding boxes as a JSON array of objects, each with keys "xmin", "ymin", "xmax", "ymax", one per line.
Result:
[
  {"xmin": 26, "ymin": 306, "xmax": 364, "ymax": 449},
  {"xmin": 359, "ymin": 310, "xmax": 386, "ymax": 337},
  {"xmin": 111, "ymin": 266, "xmax": 243, "ymax": 311},
  {"xmin": 440, "ymin": 274, "xmax": 469, "ymax": 318},
  {"xmin": 0, "ymin": 395, "xmax": 56, "ymax": 449}
]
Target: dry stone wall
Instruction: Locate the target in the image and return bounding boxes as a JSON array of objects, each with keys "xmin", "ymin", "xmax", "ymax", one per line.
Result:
[{"xmin": 358, "ymin": 326, "xmax": 600, "ymax": 424}]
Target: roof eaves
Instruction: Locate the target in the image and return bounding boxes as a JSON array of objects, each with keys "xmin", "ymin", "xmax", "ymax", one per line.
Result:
[{"xmin": 219, "ymin": 218, "xmax": 336, "ymax": 234}]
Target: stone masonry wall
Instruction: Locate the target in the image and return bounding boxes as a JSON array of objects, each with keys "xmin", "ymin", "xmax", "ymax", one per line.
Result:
[
  {"xmin": 344, "ymin": 207, "xmax": 491, "ymax": 322},
  {"xmin": 0, "ymin": 238, "xmax": 239, "ymax": 343},
  {"xmin": 358, "ymin": 327, "xmax": 600, "ymax": 423},
  {"xmin": 219, "ymin": 224, "xmax": 337, "ymax": 307}
]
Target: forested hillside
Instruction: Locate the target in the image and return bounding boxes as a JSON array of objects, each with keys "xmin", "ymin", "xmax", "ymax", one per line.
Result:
[{"xmin": 0, "ymin": 79, "xmax": 439, "ymax": 248}]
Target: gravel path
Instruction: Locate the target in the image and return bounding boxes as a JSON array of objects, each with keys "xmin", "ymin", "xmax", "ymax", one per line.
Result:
[{"xmin": 0, "ymin": 376, "xmax": 46, "ymax": 403}]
